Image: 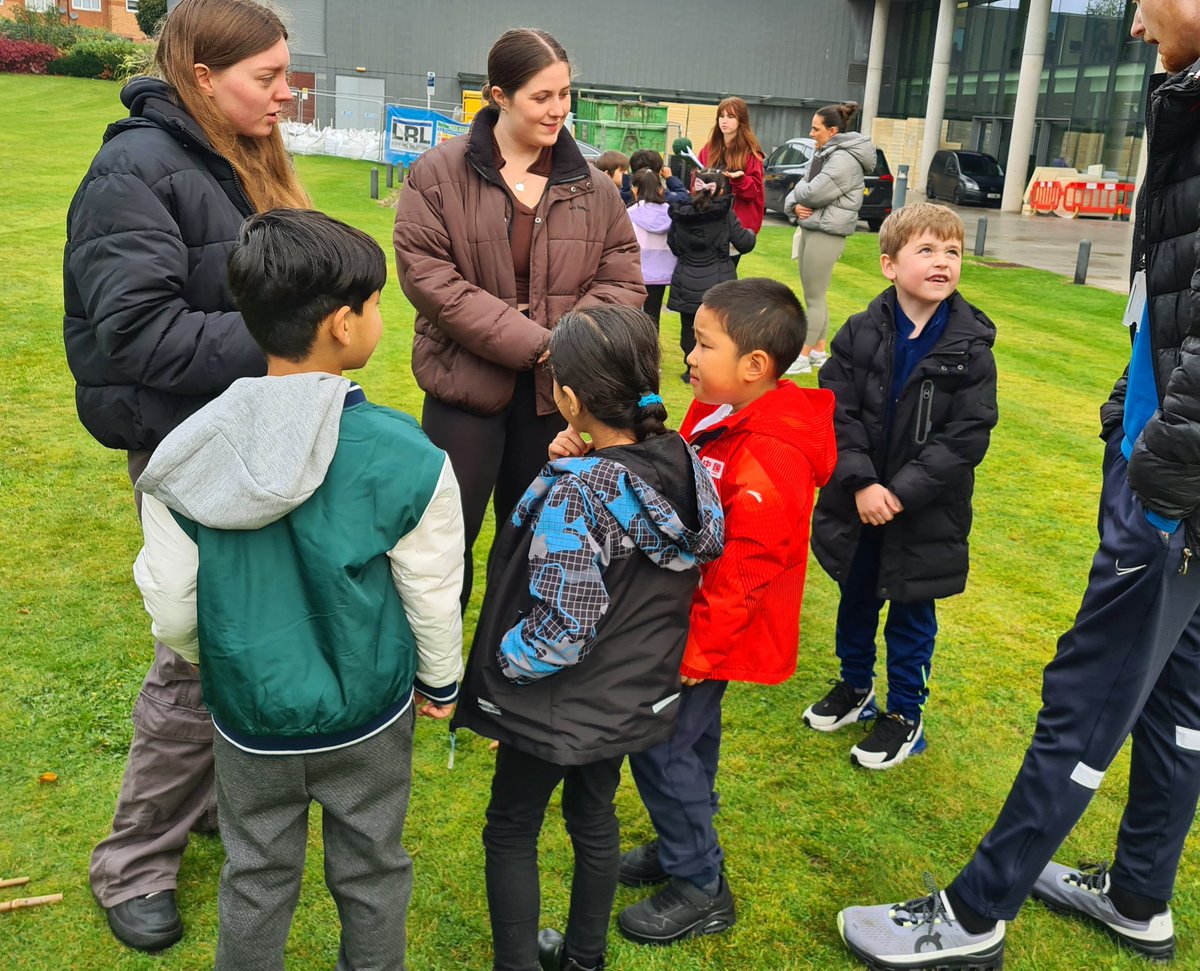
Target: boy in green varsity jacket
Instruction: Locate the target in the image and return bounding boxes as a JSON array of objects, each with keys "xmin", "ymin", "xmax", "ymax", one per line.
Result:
[{"xmin": 131, "ymin": 209, "xmax": 465, "ymax": 971}]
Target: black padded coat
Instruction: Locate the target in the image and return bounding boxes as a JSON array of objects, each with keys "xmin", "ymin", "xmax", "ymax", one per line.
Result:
[
  {"xmin": 666, "ymin": 196, "xmax": 755, "ymax": 314},
  {"xmin": 811, "ymin": 289, "xmax": 998, "ymax": 602},
  {"xmin": 1102, "ymin": 62, "xmax": 1200, "ymax": 537},
  {"xmin": 63, "ymin": 77, "xmax": 265, "ymax": 452}
]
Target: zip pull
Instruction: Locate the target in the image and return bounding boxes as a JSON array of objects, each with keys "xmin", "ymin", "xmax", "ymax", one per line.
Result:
[
  {"xmin": 448, "ymin": 728, "xmax": 457, "ymax": 770},
  {"xmin": 1180, "ymin": 548, "xmax": 1193, "ymax": 576}
]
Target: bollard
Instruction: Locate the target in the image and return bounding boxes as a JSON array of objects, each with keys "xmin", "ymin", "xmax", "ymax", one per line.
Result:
[
  {"xmin": 974, "ymin": 217, "xmax": 988, "ymax": 257},
  {"xmin": 370, "ymin": 167, "xmax": 379, "ymax": 200},
  {"xmin": 894, "ymin": 164, "xmax": 908, "ymax": 209},
  {"xmin": 386, "ymin": 164, "xmax": 394, "ymax": 189},
  {"xmin": 1074, "ymin": 240, "xmax": 1092, "ymax": 286}
]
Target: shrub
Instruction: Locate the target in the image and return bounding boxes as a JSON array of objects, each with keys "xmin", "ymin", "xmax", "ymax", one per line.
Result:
[
  {"xmin": 48, "ymin": 39, "xmax": 139, "ymax": 81},
  {"xmin": 135, "ymin": 0, "xmax": 168, "ymax": 39},
  {"xmin": 0, "ymin": 9, "xmax": 124, "ymax": 49},
  {"xmin": 0, "ymin": 39, "xmax": 59, "ymax": 75}
]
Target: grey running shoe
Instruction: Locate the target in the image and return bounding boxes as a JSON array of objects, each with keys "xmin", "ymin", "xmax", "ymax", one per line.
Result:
[
  {"xmin": 838, "ymin": 874, "xmax": 1006, "ymax": 970},
  {"xmin": 1032, "ymin": 861, "xmax": 1174, "ymax": 962},
  {"xmin": 803, "ymin": 680, "xmax": 877, "ymax": 732}
]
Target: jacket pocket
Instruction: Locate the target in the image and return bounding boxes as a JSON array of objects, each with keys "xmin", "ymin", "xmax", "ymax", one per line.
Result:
[{"xmin": 914, "ymin": 379, "xmax": 934, "ymax": 445}]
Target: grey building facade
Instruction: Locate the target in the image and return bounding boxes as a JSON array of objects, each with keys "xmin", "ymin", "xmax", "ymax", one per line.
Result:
[{"xmin": 277, "ymin": 0, "xmax": 876, "ymax": 155}]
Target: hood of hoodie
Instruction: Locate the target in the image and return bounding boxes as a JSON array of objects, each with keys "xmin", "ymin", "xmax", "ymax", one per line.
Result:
[
  {"xmin": 818, "ymin": 131, "xmax": 876, "ymax": 174},
  {"xmin": 136, "ymin": 373, "xmax": 353, "ymax": 530},
  {"xmin": 685, "ymin": 381, "xmax": 838, "ymax": 488},
  {"xmin": 628, "ymin": 200, "xmax": 673, "ymax": 233},
  {"xmin": 670, "ymin": 194, "xmax": 734, "ymax": 224},
  {"xmin": 511, "ymin": 438, "xmax": 724, "ymax": 572}
]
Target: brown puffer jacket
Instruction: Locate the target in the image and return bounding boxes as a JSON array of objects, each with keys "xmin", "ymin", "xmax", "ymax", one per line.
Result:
[{"xmin": 394, "ymin": 108, "xmax": 646, "ymax": 417}]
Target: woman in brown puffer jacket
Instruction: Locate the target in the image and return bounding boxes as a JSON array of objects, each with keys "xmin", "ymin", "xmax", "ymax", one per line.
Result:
[{"xmin": 394, "ymin": 28, "xmax": 645, "ymax": 607}]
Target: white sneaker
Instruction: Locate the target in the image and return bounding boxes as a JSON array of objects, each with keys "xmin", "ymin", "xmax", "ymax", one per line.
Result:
[
  {"xmin": 809, "ymin": 350, "xmax": 828, "ymax": 368},
  {"xmin": 785, "ymin": 355, "xmax": 812, "ymax": 375}
]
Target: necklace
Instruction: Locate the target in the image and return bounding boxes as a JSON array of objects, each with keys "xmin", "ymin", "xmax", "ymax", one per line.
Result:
[{"xmin": 514, "ymin": 180, "xmax": 526, "ymax": 192}]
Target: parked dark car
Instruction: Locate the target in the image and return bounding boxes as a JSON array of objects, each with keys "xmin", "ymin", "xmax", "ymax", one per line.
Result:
[
  {"xmin": 926, "ymin": 149, "xmax": 1005, "ymax": 207},
  {"xmin": 762, "ymin": 137, "xmax": 893, "ymax": 232}
]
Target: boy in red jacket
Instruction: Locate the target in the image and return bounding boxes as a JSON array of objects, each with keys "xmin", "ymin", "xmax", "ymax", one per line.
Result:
[{"xmin": 618, "ymin": 278, "xmax": 836, "ymax": 944}]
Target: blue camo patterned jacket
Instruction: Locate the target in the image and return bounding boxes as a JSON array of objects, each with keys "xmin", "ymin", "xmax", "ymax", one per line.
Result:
[{"xmin": 497, "ymin": 440, "xmax": 724, "ymax": 684}]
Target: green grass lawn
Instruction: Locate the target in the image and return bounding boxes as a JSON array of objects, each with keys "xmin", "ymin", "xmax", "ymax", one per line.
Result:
[{"xmin": 0, "ymin": 74, "xmax": 1190, "ymax": 970}]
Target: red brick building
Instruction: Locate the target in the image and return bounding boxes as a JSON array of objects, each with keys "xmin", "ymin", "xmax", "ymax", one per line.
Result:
[{"xmin": 0, "ymin": 0, "xmax": 148, "ymax": 43}]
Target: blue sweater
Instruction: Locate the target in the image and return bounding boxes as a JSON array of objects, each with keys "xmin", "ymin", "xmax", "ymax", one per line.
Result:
[{"xmin": 1123, "ymin": 301, "xmax": 1179, "ymax": 533}]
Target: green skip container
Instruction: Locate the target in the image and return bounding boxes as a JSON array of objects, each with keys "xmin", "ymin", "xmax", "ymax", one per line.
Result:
[{"xmin": 575, "ymin": 97, "xmax": 670, "ymax": 156}]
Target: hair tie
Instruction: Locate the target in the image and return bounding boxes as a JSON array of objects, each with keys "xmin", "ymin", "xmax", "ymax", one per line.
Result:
[{"xmin": 638, "ymin": 393, "xmax": 663, "ymax": 408}]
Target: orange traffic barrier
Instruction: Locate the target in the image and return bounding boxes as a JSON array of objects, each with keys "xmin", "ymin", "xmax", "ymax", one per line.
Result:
[
  {"xmin": 1057, "ymin": 181, "xmax": 1135, "ymax": 219},
  {"xmin": 1029, "ymin": 180, "xmax": 1063, "ymax": 214}
]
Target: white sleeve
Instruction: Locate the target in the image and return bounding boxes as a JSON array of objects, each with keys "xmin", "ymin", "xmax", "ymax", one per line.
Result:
[
  {"xmin": 132, "ymin": 493, "xmax": 200, "ymax": 664},
  {"xmin": 387, "ymin": 456, "xmax": 466, "ymax": 694}
]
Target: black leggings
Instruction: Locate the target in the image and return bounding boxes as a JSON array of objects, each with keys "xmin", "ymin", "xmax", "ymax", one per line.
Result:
[
  {"xmin": 484, "ymin": 745, "xmax": 622, "ymax": 971},
  {"xmin": 679, "ymin": 310, "xmax": 697, "ymax": 363},
  {"xmin": 643, "ymin": 284, "xmax": 666, "ymax": 329},
  {"xmin": 421, "ymin": 372, "xmax": 565, "ymax": 609}
]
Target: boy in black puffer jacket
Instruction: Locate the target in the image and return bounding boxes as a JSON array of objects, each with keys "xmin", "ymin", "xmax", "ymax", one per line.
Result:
[
  {"xmin": 805, "ymin": 203, "xmax": 998, "ymax": 771},
  {"xmin": 667, "ymin": 169, "xmax": 756, "ymax": 382}
]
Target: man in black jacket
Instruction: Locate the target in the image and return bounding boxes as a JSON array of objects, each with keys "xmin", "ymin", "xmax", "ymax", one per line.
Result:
[{"xmin": 839, "ymin": 2, "xmax": 1200, "ymax": 967}]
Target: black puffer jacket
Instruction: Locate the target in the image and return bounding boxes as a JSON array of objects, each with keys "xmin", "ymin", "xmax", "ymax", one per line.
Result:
[
  {"xmin": 811, "ymin": 290, "xmax": 998, "ymax": 602},
  {"xmin": 63, "ymin": 77, "xmax": 266, "ymax": 452},
  {"xmin": 1102, "ymin": 62, "xmax": 1200, "ymax": 531},
  {"xmin": 666, "ymin": 196, "xmax": 755, "ymax": 313}
]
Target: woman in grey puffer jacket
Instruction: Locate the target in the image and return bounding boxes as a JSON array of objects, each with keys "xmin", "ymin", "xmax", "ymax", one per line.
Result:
[{"xmin": 784, "ymin": 101, "xmax": 876, "ymax": 374}]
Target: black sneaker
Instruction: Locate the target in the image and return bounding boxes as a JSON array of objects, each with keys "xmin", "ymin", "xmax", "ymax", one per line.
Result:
[
  {"xmin": 803, "ymin": 680, "xmax": 877, "ymax": 732},
  {"xmin": 850, "ymin": 712, "xmax": 926, "ymax": 770},
  {"xmin": 618, "ymin": 840, "xmax": 668, "ymax": 887},
  {"xmin": 617, "ymin": 875, "xmax": 736, "ymax": 944}
]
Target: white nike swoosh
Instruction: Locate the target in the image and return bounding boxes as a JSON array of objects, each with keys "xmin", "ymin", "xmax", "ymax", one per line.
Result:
[{"xmin": 1115, "ymin": 561, "xmax": 1148, "ymax": 576}]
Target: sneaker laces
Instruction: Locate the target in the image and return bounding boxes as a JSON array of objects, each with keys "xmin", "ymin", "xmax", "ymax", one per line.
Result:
[
  {"xmin": 823, "ymin": 679, "xmax": 866, "ymax": 708},
  {"xmin": 891, "ymin": 872, "xmax": 950, "ymax": 928},
  {"xmin": 864, "ymin": 711, "xmax": 913, "ymax": 741},
  {"xmin": 1066, "ymin": 861, "xmax": 1111, "ymax": 893}
]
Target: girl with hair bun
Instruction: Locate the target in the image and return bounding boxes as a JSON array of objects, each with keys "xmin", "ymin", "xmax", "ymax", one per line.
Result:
[
  {"xmin": 454, "ymin": 304, "xmax": 724, "ymax": 971},
  {"xmin": 783, "ymin": 100, "xmax": 876, "ymax": 374},
  {"xmin": 699, "ymin": 96, "xmax": 766, "ymax": 244},
  {"xmin": 394, "ymin": 27, "xmax": 646, "ymax": 612}
]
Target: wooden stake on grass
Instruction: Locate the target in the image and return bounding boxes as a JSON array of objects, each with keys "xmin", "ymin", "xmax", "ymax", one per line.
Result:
[
  {"xmin": 0, "ymin": 893, "xmax": 63, "ymax": 913},
  {"xmin": 0, "ymin": 877, "xmax": 30, "ymax": 889}
]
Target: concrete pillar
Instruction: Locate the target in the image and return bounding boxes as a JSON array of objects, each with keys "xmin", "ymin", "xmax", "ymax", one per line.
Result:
[
  {"xmin": 861, "ymin": 0, "xmax": 891, "ymax": 136},
  {"xmin": 918, "ymin": 0, "xmax": 956, "ymax": 196},
  {"xmin": 1000, "ymin": 0, "xmax": 1052, "ymax": 213}
]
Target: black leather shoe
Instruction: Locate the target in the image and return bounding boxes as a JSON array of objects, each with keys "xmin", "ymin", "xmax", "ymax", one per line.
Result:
[
  {"xmin": 104, "ymin": 891, "xmax": 183, "ymax": 952},
  {"xmin": 537, "ymin": 928, "xmax": 605, "ymax": 970},
  {"xmin": 538, "ymin": 928, "xmax": 564, "ymax": 971},
  {"xmin": 618, "ymin": 875, "xmax": 735, "ymax": 945},
  {"xmin": 618, "ymin": 840, "xmax": 668, "ymax": 887}
]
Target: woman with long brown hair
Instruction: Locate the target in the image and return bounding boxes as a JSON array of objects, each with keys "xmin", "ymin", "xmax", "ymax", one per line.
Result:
[
  {"xmin": 63, "ymin": 0, "xmax": 307, "ymax": 952},
  {"xmin": 698, "ymin": 96, "xmax": 766, "ymax": 254},
  {"xmin": 394, "ymin": 28, "xmax": 644, "ymax": 613}
]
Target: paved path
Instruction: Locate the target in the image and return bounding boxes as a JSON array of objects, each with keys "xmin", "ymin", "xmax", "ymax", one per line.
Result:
[{"xmin": 766, "ymin": 199, "xmax": 1134, "ymax": 294}]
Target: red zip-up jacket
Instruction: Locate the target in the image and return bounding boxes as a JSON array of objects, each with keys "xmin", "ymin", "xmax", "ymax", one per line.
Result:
[{"xmin": 680, "ymin": 381, "xmax": 836, "ymax": 683}]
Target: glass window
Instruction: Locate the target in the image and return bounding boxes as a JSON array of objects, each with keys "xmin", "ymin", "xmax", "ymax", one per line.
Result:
[
  {"xmin": 72, "ymin": 0, "xmax": 102, "ymax": 10},
  {"xmin": 127, "ymin": 0, "xmax": 140, "ymax": 10},
  {"xmin": 957, "ymin": 154, "xmax": 1004, "ymax": 177}
]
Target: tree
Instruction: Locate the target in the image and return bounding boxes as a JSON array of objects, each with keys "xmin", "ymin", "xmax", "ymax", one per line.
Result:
[
  {"xmin": 1085, "ymin": 0, "xmax": 1128, "ymax": 18},
  {"xmin": 135, "ymin": 0, "xmax": 168, "ymax": 39}
]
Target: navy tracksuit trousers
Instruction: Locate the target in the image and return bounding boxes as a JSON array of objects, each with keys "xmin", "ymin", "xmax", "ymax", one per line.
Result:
[
  {"xmin": 836, "ymin": 525, "xmax": 938, "ymax": 721},
  {"xmin": 951, "ymin": 439, "xmax": 1200, "ymax": 920},
  {"xmin": 628, "ymin": 680, "xmax": 728, "ymax": 890}
]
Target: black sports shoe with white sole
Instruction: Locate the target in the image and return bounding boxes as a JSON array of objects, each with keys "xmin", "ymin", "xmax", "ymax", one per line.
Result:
[
  {"xmin": 803, "ymin": 680, "xmax": 877, "ymax": 732},
  {"xmin": 850, "ymin": 712, "xmax": 926, "ymax": 770}
]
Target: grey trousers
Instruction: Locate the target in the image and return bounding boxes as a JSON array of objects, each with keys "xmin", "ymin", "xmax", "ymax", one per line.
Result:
[
  {"xmin": 793, "ymin": 227, "xmax": 847, "ymax": 347},
  {"xmin": 89, "ymin": 449, "xmax": 217, "ymax": 908},
  {"xmin": 213, "ymin": 709, "xmax": 416, "ymax": 971}
]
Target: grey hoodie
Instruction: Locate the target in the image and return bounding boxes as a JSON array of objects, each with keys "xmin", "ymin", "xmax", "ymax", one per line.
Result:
[
  {"xmin": 785, "ymin": 131, "xmax": 877, "ymax": 239},
  {"xmin": 136, "ymin": 373, "xmax": 350, "ymax": 529}
]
